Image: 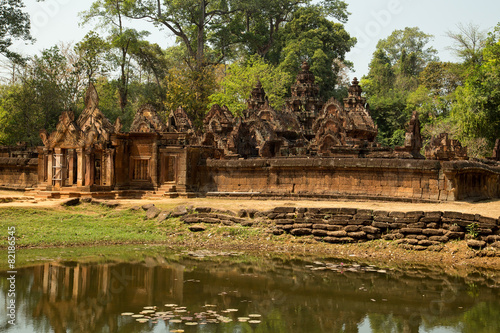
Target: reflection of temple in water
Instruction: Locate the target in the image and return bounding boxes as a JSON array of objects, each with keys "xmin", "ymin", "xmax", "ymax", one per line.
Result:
[
  {"xmin": 2, "ymin": 257, "xmax": 499, "ymax": 333},
  {"xmin": 29, "ymin": 261, "xmax": 184, "ymax": 333}
]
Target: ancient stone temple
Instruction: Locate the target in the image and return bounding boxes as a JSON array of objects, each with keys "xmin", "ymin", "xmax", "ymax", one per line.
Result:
[
  {"xmin": 1, "ymin": 64, "xmax": 499, "ymax": 201},
  {"xmin": 35, "ymin": 84, "xmax": 213, "ymax": 198},
  {"xmin": 37, "ymin": 85, "xmax": 116, "ymax": 191}
]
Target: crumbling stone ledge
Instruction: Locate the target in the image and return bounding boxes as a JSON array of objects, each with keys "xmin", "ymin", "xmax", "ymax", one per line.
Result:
[{"xmin": 157, "ymin": 205, "xmax": 500, "ymax": 254}]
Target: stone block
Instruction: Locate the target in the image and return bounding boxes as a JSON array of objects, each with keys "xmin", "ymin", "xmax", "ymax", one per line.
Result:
[
  {"xmin": 146, "ymin": 206, "xmax": 161, "ymax": 219},
  {"xmin": 348, "ymin": 231, "xmax": 367, "ymax": 238},
  {"xmin": 418, "ymin": 240, "xmax": 441, "ymax": 247},
  {"xmin": 348, "ymin": 219, "xmax": 369, "ymax": 225},
  {"xmin": 424, "ymin": 211, "xmax": 442, "ymax": 218},
  {"xmin": 400, "ymin": 228, "xmax": 423, "ymax": 234},
  {"xmin": 429, "ymin": 235, "xmax": 449, "ymax": 243},
  {"xmin": 274, "ymin": 206, "xmax": 296, "ymax": 213},
  {"xmin": 157, "ymin": 211, "xmax": 171, "ymax": 222},
  {"xmin": 373, "ymin": 210, "xmax": 389, "ymax": 217},
  {"xmin": 274, "ymin": 219, "xmax": 295, "ymax": 225},
  {"xmin": 189, "ymin": 224, "xmax": 207, "ymax": 232},
  {"xmin": 312, "ymin": 224, "xmax": 329, "ymax": 230},
  {"xmin": 182, "ymin": 216, "xmax": 201, "ymax": 224},
  {"xmin": 327, "ymin": 225, "xmax": 343, "ymax": 231},
  {"xmin": 195, "ymin": 207, "xmax": 212, "ymax": 213},
  {"xmin": 448, "ymin": 225, "xmax": 463, "ymax": 232},
  {"xmin": 382, "ymin": 233, "xmax": 404, "ymax": 240},
  {"xmin": 475, "ymin": 215, "xmax": 497, "ymax": 224},
  {"xmin": 291, "ymin": 228, "xmax": 312, "ymax": 236},
  {"xmin": 344, "ymin": 225, "xmax": 360, "ymax": 232},
  {"xmin": 372, "ymin": 222, "xmax": 390, "ymax": 229},
  {"xmin": 422, "ymin": 229, "xmax": 444, "ymax": 236},
  {"xmin": 200, "ymin": 217, "xmax": 220, "ymax": 224},
  {"xmin": 319, "ymin": 208, "xmax": 341, "ymax": 214},
  {"xmin": 407, "ymin": 222, "xmax": 426, "ymax": 228},
  {"xmin": 327, "ymin": 230, "xmax": 348, "ymax": 237},
  {"xmin": 312, "ymin": 229, "xmax": 328, "ymax": 237},
  {"xmin": 405, "ymin": 211, "xmax": 424, "ymax": 218},
  {"xmin": 374, "ymin": 216, "xmax": 395, "ymax": 223},
  {"xmin": 467, "ymin": 240, "xmax": 486, "ymax": 249},
  {"xmin": 389, "ymin": 211, "xmax": 406, "ymax": 218},
  {"xmin": 362, "ymin": 226, "xmax": 381, "ymax": 234},
  {"xmin": 445, "ymin": 231, "xmax": 465, "ymax": 239},
  {"xmin": 486, "ymin": 235, "xmax": 500, "ymax": 243},
  {"xmin": 339, "ymin": 208, "xmax": 357, "ymax": 215},
  {"xmin": 293, "ymin": 223, "xmax": 312, "ymax": 229}
]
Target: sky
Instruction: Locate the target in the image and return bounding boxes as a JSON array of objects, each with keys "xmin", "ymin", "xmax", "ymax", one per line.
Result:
[{"xmin": 7, "ymin": 0, "xmax": 500, "ymax": 80}]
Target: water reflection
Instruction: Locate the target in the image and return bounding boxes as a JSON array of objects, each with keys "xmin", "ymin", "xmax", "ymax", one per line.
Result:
[{"xmin": 1, "ymin": 253, "xmax": 499, "ymax": 333}]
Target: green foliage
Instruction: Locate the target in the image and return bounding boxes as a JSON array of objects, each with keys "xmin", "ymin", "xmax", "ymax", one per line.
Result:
[
  {"xmin": 466, "ymin": 222, "xmax": 479, "ymax": 239},
  {"xmin": 450, "ymin": 24, "xmax": 500, "ymax": 155},
  {"xmin": 363, "ymin": 27, "xmax": 439, "ymax": 146},
  {"xmin": 0, "ymin": 0, "xmax": 32, "ymax": 62},
  {"xmin": 0, "ymin": 46, "xmax": 82, "ymax": 145},
  {"xmin": 275, "ymin": 5, "xmax": 355, "ymax": 99},
  {"xmin": 74, "ymin": 31, "xmax": 109, "ymax": 83},
  {"xmin": 164, "ymin": 59, "xmax": 217, "ymax": 126},
  {"xmin": 209, "ymin": 55, "xmax": 290, "ymax": 115},
  {"xmin": 375, "ymin": 27, "xmax": 438, "ymax": 75}
]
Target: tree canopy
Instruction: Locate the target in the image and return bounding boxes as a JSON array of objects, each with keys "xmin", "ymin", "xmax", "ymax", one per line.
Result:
[{"xmin": 0, "ymin": 0, "xmax": 32, "ymax": 62}]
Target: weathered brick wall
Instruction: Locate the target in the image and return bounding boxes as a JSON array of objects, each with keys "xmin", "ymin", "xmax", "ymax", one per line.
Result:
[
  {"xmin": 199, "ymin": 158, "xmax": 500, "ymax": 201},
  {"xmin": 177, "ymin": 206, "xmax": 500, "ymax": 251},
  {"xmin": 0, "ymin": 157, "xmax": 38, "ymax": 189}
]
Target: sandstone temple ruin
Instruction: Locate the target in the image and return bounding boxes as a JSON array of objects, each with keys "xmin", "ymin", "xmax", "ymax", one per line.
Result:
[{"xmin": 1, "ymin": 62, "xmax": 499, "ymax": 201}]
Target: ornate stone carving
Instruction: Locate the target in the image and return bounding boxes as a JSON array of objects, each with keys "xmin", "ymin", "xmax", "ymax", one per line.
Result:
[
  {"xmin": 285, "ymin": 61, "xmax": 323, "ymax": 139},
  {"xmin": 114, "ymin": 117, "xmax": 123, "ymax": 133},
  {"xmin": 246, "ymin": 80, "xmax": 266, "ymax": 114},
  {"xmin": 167, "ymin": 106, "xmax": 193, "ymax": 133},
  {"xmin": 395, "ymin": 111, "xmax": 423, "ymax": 158},
  {"xmin": 130, "ymin": 104, "xmax": 166, "ymax": 133},
  {"xmin": 425, "ymin": 133, "xmax": 468, "ymax": 160},
  {"xmin": 342, "ymin": 78, "xmax": 378, "ymax": 143},
  {"xmin": 493, "ymin": 139, "xmax": 500, "ymax": 161}
]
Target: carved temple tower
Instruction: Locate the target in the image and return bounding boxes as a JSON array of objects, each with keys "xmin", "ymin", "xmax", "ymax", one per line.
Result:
[
  {"xmin": 37, "ymin": 84, "xmax": 116, "ymax": 191},
  {"xmin": 286, "ymin": 61, "xmax": 324, "ymax": 140}
]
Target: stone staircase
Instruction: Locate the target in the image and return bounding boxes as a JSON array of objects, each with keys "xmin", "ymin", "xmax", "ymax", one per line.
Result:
[{"xmin": 151, "ymin": 184, "xmax": 180, "ymax": 198}]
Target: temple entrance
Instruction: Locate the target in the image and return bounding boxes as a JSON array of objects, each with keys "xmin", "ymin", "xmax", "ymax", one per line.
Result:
[
  {"xmin": 52, "ymin": 149, "xmax": 79, "ymax": 187},
  {"xmin": 161, "ymin": 155, "xmax": 177, "ymax": 183}
]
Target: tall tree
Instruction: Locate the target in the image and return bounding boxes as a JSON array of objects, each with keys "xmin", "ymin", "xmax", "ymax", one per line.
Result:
[
  {"xmin": 81, "ymin": 0, "xmax": 150, "ymax": 113},
  {"xmin": 0, "ymin": 0, "xmax": 32, "ymax": 62},
  {"xmin": 0, "ymin": 46, "xmax": 82, "ymax": 145},
  {"xmin": 209, "ymin": 54, "xmax": 291, "ymax": 115},
  {"xmin": 362, "ymin": 27, "xmax": 439, "ymax": 146},
  {"xmin": 120, "ymin": 0, "xmax": 240, "ymax": 70},
  {"xmin": 275, "ymin": 5, "xmax": 355, "ymax": 99},
  {"xmin": 375, "ymin": 27, "xmax": 438, "ymax": 76},
  {"xmin": 446, "ymin": 23, "xmax": 487, "ymax": 66},
  {"xmin": 452, "ymin": 23, "xmax": 500, "ymax": 156},
  {"xmin": 74, "ymin": 31, "xmax": 109, "ymax": 84}
]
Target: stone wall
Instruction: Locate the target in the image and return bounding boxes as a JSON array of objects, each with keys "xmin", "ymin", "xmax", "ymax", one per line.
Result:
[
  {"xmin": 199, "ymin": 158, "xmax": 500, "ymax": 202},
  {"xmin": 173, "ymin": 206, "xmax": 500, "ymax": 252},
  {"xmin": 0, "ymin": 157, "xmax": 38, "ymax": 190}
]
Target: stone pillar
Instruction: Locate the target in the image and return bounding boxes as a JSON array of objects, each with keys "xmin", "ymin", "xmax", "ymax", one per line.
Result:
[
  {"xmin": 47, "ymin": 151, "xmax": 53, "ymax": 188},
  {"xmin": 53, "ymin": 148, "xmax": 62, "ymax": 188},
  {"xmin": 76, "ymin": 148, "xmax": 84, "ymax": 187},
  {"xmin": 106, "ymin": 149, "xmax": 115, "ymax": 187},
  {"xmin": 151, "ymin": 141, "xmax": 158, "ymax": 187},
  {"xmin": 68, "ymin": 149, "xmax": 75, "ymax": 186},
  {"xmin": 85, "ymin": 150, "xmax": 93, "ymax": 187}
]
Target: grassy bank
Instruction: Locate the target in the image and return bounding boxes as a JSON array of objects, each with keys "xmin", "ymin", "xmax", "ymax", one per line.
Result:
[{"xmin": 1, "ymin": 202, "xmax": 500, "ymax": 271}]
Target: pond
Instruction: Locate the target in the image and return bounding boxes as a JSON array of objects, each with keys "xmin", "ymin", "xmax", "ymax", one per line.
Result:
[{"xmin": 1, "ymin": 246, "xmax": 499, "ymax": 333}]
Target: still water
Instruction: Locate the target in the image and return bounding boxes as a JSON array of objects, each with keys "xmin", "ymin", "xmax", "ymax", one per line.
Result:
[{"xmin": 1, "ymin": 248, "xmax": 499, "ymax": 333}]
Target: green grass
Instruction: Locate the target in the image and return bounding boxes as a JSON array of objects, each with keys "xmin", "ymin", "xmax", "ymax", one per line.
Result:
[{"xmin": 0, "ymin": 203, "xmax": 185, "ymax": 248}]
